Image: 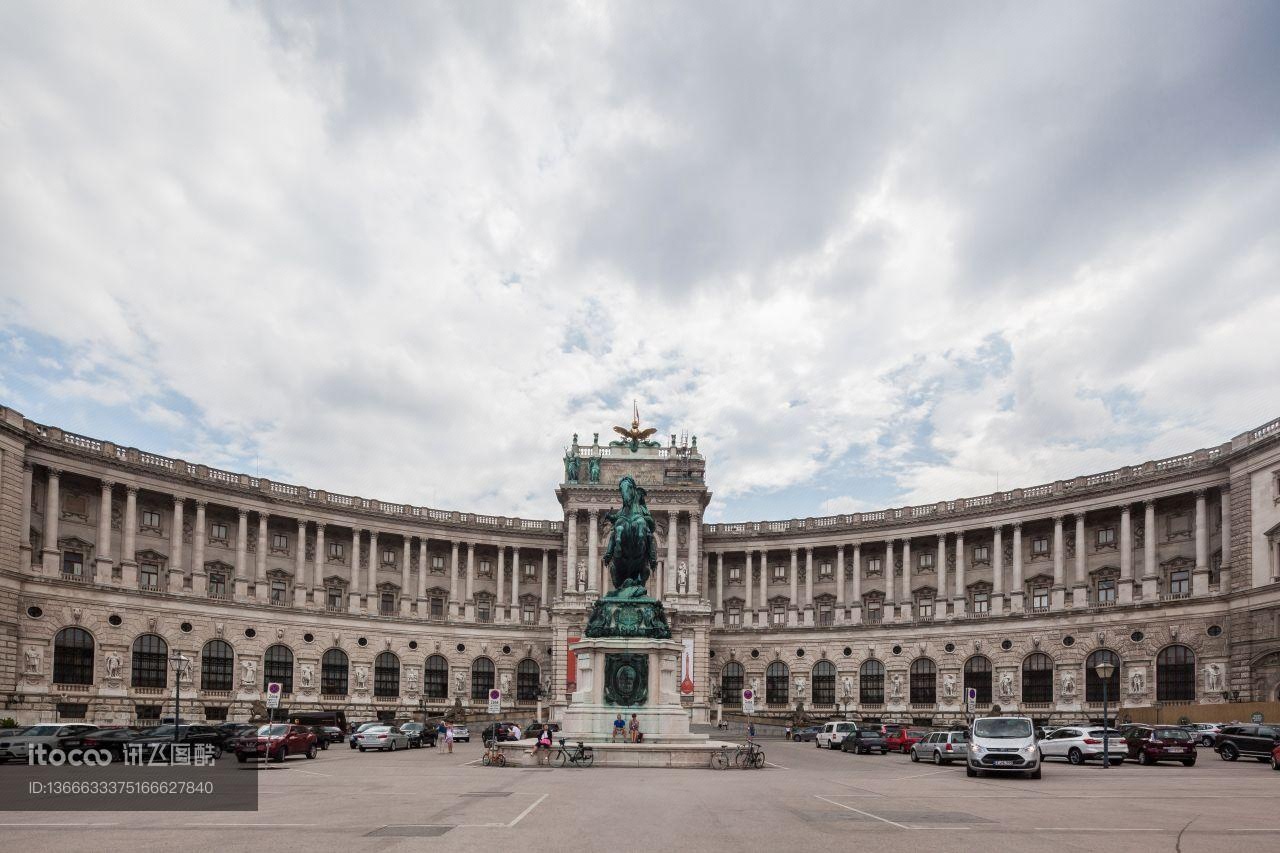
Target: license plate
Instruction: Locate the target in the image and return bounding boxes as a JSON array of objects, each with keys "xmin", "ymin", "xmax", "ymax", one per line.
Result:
[
  {"xmin": 992, "ymin": 759, "xmax": 1012, "ymax": 765},
  {"xmin": 1168, "ymin": 747, "xmax": 1184, "ymax": 753}
]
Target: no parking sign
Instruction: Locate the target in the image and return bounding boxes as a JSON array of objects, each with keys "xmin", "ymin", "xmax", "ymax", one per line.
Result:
[
  {"xmin": 742, "ymin": 688, "xmax": 755, "ymax": 714},
  {"xmin": 488, "ymin": 688, "xmax": 502, "ymax": 714},
  {"xmin": 266, "ymin": 681, "xmax": 282, "ymax": 709}
]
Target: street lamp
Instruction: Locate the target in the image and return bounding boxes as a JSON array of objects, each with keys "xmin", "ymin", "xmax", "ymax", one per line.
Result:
[
  {"xmin": 171, "ymin": 652, "xmax": 190, "ymax": 755},
  {"xmin": 1095, "ymin": 660, "xmax": 1116, "ymax": 769}
]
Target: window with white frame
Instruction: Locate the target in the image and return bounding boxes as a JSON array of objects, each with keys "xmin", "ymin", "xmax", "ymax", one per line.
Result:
[
  {"xmin": 1168, "ymin": 569, "xmax": 1190, "ymax": 596},
  {"xmin": 140, "ymin": 562, "xmax": 160, "ymax": 589},
  {"xmin": 918, "ymin": 553, "xmax": 934, "ymax": 570},
  {"xmin": 972, "ymin": 589, "xmax": 990, "ymax": 614},
  {"xmin": 866, "ymin": 558, "xmax": 882, "ymax": 577},
  {"xmin": 1031, "ymin": 585, "xmax": 1050, "ymax": 610},
  {"xmin": 478, "ymin": 560, "xmax": 492, "ymax": 577},
  {"xmin": 819, "ymin": 561, "xmax": 833, "ymax": 579},
  {"xmin": 772, "ymin": 564, "xmax": 786, "ymax": 581},
  {"xmin": 972, "ymin": 545, "xmax": 989, "ymax": 563},
  {"xmin": 326, "ymin": 588, "xmax": 343, "ymax": 610},
  {"xmin": 1032, "ymin": 536, "xmax": 1049, "ymax": 555},
  {"xmin": 727, "ymin": 604, "xmax": 742, "ymax": 626},
  {"xmin": 62, "ymin": 551, "xmax": 84, "ymax": 577},
  {"xmin": 818, "ymin": 601, "xmax": 834, "ymax": 626},
  {"xmin": 521, "ymin": 601, "xmax": 536, "ymax": 623},
  {"xmin": 270, "ymin": 579, "xmax": 287, "ymax": 605},
  {"xmin": 210, "ymin": 522, "xmax": 229, "ymax": 542},
  {"xmin": 728, "ymin": 565, "xmax": 742, "ymax": 582},
  {"xmin": 770, "ymin": 603, "xmax": 786, "ymax": 624},
  {"xmin": 382, "ymin": 549, "xmax": 395, "ymax": 565},
  {"xmin": 1096, "ymin": 527, "xmax": 1116, "ymax": 547},
  {"xmin": 916, "ymin": 595, "xmax": 934, "ymax": 618},
  {"xmin": 431, "ymin": 555, "xmax": 445, "ymax": 572},
  {"xmin": 523, "ymin": 563, "xmax": 537, "ymax": 580},
  {"xmin": 271, "ymin": 533, "xmax": 288, "ymax": 552},
  {"xmin": 328, "ymin": 541, "xmax": 344, "ymax": 560},
  {"xmin": 141, "ymin": 510, "xmax": 161, "ymax": 530}
]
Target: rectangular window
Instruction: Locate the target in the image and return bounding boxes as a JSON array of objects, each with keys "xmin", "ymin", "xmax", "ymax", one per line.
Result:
[
  {"xmin": 208, "ymin": 573, "xmax": 226, "ymax": 598},
  {"xmin": 141, "ymin": 510, "xmax": 161, "ymax": 529},
  {"xmin": 479, "ymin": 560, "xmax": 492, "ymax": 577},
  {"xmin": 866, "ymin": 558, "xmax": 882, "ymax": 577},
  {"xmin": 210, "ymin": 522, "xmax": 228, "ymax": 542},
  {"xmin": 865, "ymin": 602, "xmax": 883, "ymax": 623},
  {"xmin": 135, "ymin": 705, "xmax": 163, "ymax": 723},
  {"xmin": 521, "ymin": 603, "xmax": 536, "ymax": 623},
  {"xmin": 523, "ymin": 563, "xmax": 537, "ymax": 580},
  {"xmin": 818, "ymin": 603, "xmax": 834, "ymax": 626},
  {"xmin": 918, "ymin": 553, "xmax": 934, "ymax": 569},
  {"xmin": 203, "ymin": 706, "xmax": 229, "ymax": 722},
  {"xmin": 1096, "ymin": 527, "xmax": 1116, "ymax": 546},
  {"xmin": 380, "ymin": 592, "xmax": 396, "ymax": 615},
  {"xmin": 1169, "ymin": 570, "xmax": 1190, "ymax": 595},
  {"xmin": 770, "ymin": 605, "xmax": 786, "ymax": 625},
  {"xmin": 1097, "ymin": 578, "xmax": 1116, "ymax": 604},
  {"xmin": 728, "ymin": 566, "xmax": 741, "ymax": 582},
  {"xmin": 1032, "ymin": 586, "xmax": 1050, "ymax": 610},
  {"xmin": 270, "ymin": 579, "xmax": 286, "ymax": 605},
  {"xmin": 973, "ymin": 545, "xmax": 989, "ymax": 562},
  {"xmin": 271, "ymin": 533, "xmax": 288, "ymax": 551},
  {"xmin": 140, "ymin": 563, "xmax": 160, "ymax": 589},
  {"xmin": 328, "ymin": 541, "xmax": 343, "ymax": 560},
  {"xmin": 327, "ymin": 588, "xmax": 343, "ymax": 610},
  {"xmin": 819, "ymin": 561, "xmax": 833, "ymax": 579},
  {"xmin": 772, "ymin": 565, "xmax": 786, "ymax": 581},
  {"xmin": 917, "ymin": 598, "xmax": 934, "ymax": 618},
  {"xmin": 430, "ymin": 597, "xmax": 445, "ymax": 617},
  {"xmin": 383, "ymin": 549, "xmax": 395, "ymax": 565},
  {"xmin": 62, "ymin": 551, "xmax": 84, "ymax": 577},
  {"xmin": 727, "ymin": 607, "xmax": 742, "ymax": 626},
  {"xmin": 56, "ymin": 703, "xmax": 88, "ymax": 720},
  {"xmin": 1032, "ymin": 537, "xmax": 1049, "ymax": 555},
  {"xmin": 477, "ymin": 603, "xmax": 492, "ymax": 622},
  {"xmin": 431, "ymin": 555, "xmax": 445, "ymax": 572},
  {"xmin": 972, "ymin": 591, "xmax": 989, "ymax": 614}
]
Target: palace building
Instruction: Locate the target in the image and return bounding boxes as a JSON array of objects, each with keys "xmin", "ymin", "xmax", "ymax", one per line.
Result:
[{"xmin": 2, "ymin": 403, "xmax": 1279, "ymax": 727}]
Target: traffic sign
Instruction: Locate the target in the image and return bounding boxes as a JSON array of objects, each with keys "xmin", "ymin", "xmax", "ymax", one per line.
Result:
[
  {"xmin": 266, "ymin": 681, "xmax": 282, "ymax": 709},
  {"xmin": 966, "ymin": 687, "xmax": 977, "ymax": 711},
  {"xmin": 741, "ymin": 688, "xmax": 755, "ymax": 714},
  {"xmin": 1251, "ymin": 712, "xmax": 1264, "ymax": 724},
  {"xmin": 488, "ymin": 688, "xmax": 502, "ymax": 714}
]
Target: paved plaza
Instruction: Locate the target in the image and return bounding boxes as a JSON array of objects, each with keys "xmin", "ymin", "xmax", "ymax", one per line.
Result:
[{"xmin": 2, "ymin": 733, "xmax": 1278, "ymax": 853}]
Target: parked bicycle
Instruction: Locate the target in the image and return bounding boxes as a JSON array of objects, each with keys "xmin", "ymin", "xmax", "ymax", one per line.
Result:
[
  {"xmin": 552, "ymin": 738, "xmax": 595, "ymax": 768},
  {"xmin": 734, "ymin": 739, "xmax": 766, "ymax": 769},
  {"xmin": 481, "ymin": 739, "xmax": 506, "ymax": 767}
]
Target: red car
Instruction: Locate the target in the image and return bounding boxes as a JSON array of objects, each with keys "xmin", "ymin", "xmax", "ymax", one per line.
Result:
[
  {"xmin": 1272, "ymin": 742, "xmax": 1280, "ymax": 771},
  {"xmin": 235, "ymin": 723, "xmax": 318, "ymax": 763},
  {"xmin": 1123, "ymin": 725, "xmax": 1196, "ymax": 766},
  {"xmin": 884, "ymin": 727, "xmax": 929, "ymax": 754}
]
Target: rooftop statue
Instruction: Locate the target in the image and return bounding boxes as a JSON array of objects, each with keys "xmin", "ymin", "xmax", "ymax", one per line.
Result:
[
  {"xmin": 563, "ymin": 448, "xmax": 580, "ymax": 483},
  {"xmin": 610, "ymin": 401, "xmax": 662, "ymax": 453}
]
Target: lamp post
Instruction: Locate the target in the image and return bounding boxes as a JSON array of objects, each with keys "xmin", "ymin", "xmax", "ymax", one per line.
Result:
[
  {"xmin": 1095, "ymin": 660, "xmax": 1116, "ymax": 769},
  {"xmin": 171, "ymin": 652, "xmax": 190, "ymax": 755}
]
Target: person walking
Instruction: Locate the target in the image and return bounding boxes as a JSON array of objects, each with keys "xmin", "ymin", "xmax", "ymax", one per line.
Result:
[
  {"xmin": 612, "ymin": 714, "xmax": 626, "ymax": 742},
  {"xmin": 628, "ymin": 713, "xmax": 640, "ymax": 743},
  {"xmin": 444, "ymin": 723, "xmax": 454, "ymax": 754},
  {"xmin": 748, "ymin": 721, "xmax": 756, "ymax": 739}
]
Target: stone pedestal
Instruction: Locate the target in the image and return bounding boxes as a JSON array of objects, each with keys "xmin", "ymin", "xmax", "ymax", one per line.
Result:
[
  {"xmin": 1140, "ymin": 575, "xmax": 1158, "ymax": 601},
  {"xmin": 1071, "ymin": 585, "xmax": 1087, "ymax": 608},
  {"xmin": 1118, "ymin": 578, "xmax": 1134, "ymax": 604},
  {"xmin": 1051, "ymin": 587, "xmax": 1066, "ymax": 610}
]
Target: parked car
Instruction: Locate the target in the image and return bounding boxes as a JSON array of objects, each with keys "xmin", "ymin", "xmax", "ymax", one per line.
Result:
[
  {"xmin": 1184, "ymin": 723, "xmax": 1222, "ymax": 747},
  {"xmin": 967, "ymin": 716, "xmax": 1041, "ymax": 779},
  {"xmin": 131, "ymin": 724, "xmax": 227, "ymax": 760},
  {"xmin": 817, "ymin": 721, "xmax": 857, "ymax": 749},
  {"xmin": 840, "ymin": 728, "xmax": 888, "ymax": 754},
  {"xmin": 1123, "ymin": 725, "xmax": 1197, "ymax": 766},
  {"xmin": 1272, "ymin": 741, "xmax": 1280, "ymax": 771},
  {"xmin": 79, "ymin": 727, "xmax": 143, "ymax": 761},
  {"xmin": 357, "ymin": 725, "xmax": 411, "ymax": 752},
  {"xmin": 1213, "ymin": 724, "xmax": 1279, "ymax": 762},
  {"xmin": 885, "ymin": 727, "xmax": 929, "ymax": 754},
  {"xmin": 911, "ymin": 730, "xmax": 969, "ymax": 765},
  {"xmin": 319, "ymin": 726, "xmax": 346, "ymax": 745},
  {"xmin": 452, "ymin": 724, "xmax": 471, "ymax": 743},
  {"xmin": 349, "ymin": 721, "xmax": 381, "ymax": 749},
  {"xmin": 524, "ymin": 722, "xmax": 561, "ymax": 743},
  {"xmin": 399, "ymin": 722, "xmax": 431, "ymax": 748},
  {"xmin": 790, "ymin": 725, "xmax": 820, "ymax": 742},
  {"xmin": 481, "ymin": 721, "xmax": 519, "ymax": 742},
  {"xmin": 0, "ymin": 723, "xmax": 111, "ymax": 763},
  {"xmin": 216, "ymin": 723, "xmax": 257, "ymax": 749},
  {"xmin": 235, "ymin": 723, "xmax": 318, "ymax": 763},
  {"xmin": 1037, "ymin": 727, "xmax": 1127, "ymax": 765},
  {"xmin": 307, "ymin": 726, "xmax": 330, "ymax": 750}
]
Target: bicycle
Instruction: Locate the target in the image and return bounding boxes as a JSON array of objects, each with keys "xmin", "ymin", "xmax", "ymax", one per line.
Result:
[
  {"xmin": 552, "ymin": 738, "xmax": 594, "ymax": 768},
  {"xmin": 481, "ymin": 739, "xmax": 506, "ymax": 767},
  {"xmin": 733, "ymin": 739, "xmax": 766, "ymax": 769},
  {"xmin": 710, "ymin": 745, "xmax": 733, "ymax": 770}
]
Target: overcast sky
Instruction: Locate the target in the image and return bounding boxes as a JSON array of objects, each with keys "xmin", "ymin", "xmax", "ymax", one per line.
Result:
[{"xmin": 2, "ymin": 1, "xmax": 1278, "ymax": 522}]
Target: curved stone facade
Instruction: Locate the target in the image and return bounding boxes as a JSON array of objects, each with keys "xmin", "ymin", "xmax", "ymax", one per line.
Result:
[{"xmin": 2, "ymin": 405, "xmax": 1278, "ymax": 726}]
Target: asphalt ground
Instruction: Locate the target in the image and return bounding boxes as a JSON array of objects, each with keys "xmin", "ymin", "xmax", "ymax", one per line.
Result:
[{"xmin": 1, "ymin": 735, "xmax": 1278, "ymax": 852}]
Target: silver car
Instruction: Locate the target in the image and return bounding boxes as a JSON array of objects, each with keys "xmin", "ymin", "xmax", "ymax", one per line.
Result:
[
  {"xmin": 910, "ymin": 730, "xmax": 969, "ymax": 765},
  {"xmin": 356, "ymin": 725, "xmax": 411, "ymax": 752},
  {"xmin": 0, "ymin": 724, "xmax": 99, "ymax": 763},
  {"xmin": 1038, "ymin": 727, "xmax": 1127, "ymax": 765}
]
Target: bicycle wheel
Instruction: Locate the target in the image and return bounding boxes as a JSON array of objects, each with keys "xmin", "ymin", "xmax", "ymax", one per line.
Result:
[
  {"xmin": 753, "ymin": 751, "xmax": 766, "ymax": 769},
  {"xmin": 733, "ymin": 750, "xmax": 750, "ymax": 769},
  {"xmin": 580, "ymin": 750, "xmax": 594, "ymax": 768},
  {"xmin": 553, "ymin": 750, "xmax": 568, "ymax": 768},
  {"xmin": 495, "ymin": 753, "xmax": 506, "ymax": 767},
  {"xmin": 710, "ymin": 750, "xmax": 729, "ymax": 770},
  {"xmin": 482, "ymin": 754, "xmax": 492, "ymax": 766}
]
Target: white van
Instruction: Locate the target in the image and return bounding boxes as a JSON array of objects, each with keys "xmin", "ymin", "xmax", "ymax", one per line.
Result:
[
  {"xmin": 816, "ymin": 721, "xmax": 857, "ymax": 750},
  {"xmin": 966, "ymin": 716, "xmax": 1041, "ymax": 779}
]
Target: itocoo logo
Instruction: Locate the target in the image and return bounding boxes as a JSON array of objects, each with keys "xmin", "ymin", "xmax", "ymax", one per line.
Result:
[{"xmin": 27, "ymin": 744, "xmax": 114, "ymax": 766}]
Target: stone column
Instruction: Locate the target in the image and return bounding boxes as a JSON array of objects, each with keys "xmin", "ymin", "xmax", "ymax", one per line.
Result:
[
  {"xmin": 1219, "ymin": 487, "xmax": 1231, "ymax": 593},
  {"xmin": 850, "ymin": 543, "xmax": 863, "ymax": 624},
  {"xmin": 121, "ymin": 487, "xmax": 138, "ymax": 587},
  {"xmin": 19, "ymin": 462, "xmax": 33, "ymax": 568},
  {"xmin": 511, "ymin": 547, "xmax": 521, "ymax": 619},
  {"xmin": 41, "ymin": 468, "xmax": 61, "ymax": 573},
  {"xmin": 313, "ymin": 524, "xmax": 326, "ymax": 606},
  {"xmin": 255, "ymin": 513, "xmax": 268, "ymax": 601},
  {"xmin": 714, "ymin": 552, "xmax": 725, "ymax": 627},
  {"xmin": 900, "ymin": 539, "xmax": 913, "ymax": 620},
  {"xmin": 789, "ymin": 548, "xmax": 799, "ymax": 623},
  {"xmin": 565, "ymin": 510, "xmax": 578, "ymax": 594},
  {"xmin": 401, "ymin": 536, "xmax": 414, "ymax": 616},
  {"xmin": 744, "ymin": 550, "xmax": 754, "ymax": 626},
  {"xmin": 587, "ymin": 510, "xmax": 600, "ymax": 595},
  {"xmin": 191, "ymin": 501, "xmax": 206, "ymax": 596},
  {"xmin": 1193, "ymin": 490, "xmax": 1210, "ymax": 596},
  {"xmin": 416, "ymin": 536, "xmax": 428, "ymax": 615},
  {"xmin": 884, "ymin": 540, "xmax": 895, "ymax": 612},
  {"xmin": 367, "ymin": 530, "xmax": 379, "ymax": 599},
  {"xmin": 992, "ymin": 526, "xmax": 1004, "ymax": 615},
  {"xmin": 234, "ymin": 510, "xmax": 249, "ymax": 599},
  {"xmin": 169, "ymin": 497, "xmax": 185, "ymax": 591},
  {"xmin": 689, "ymin": 512, "xmax": 700, "ymax": 595},
  {"xmin": 539, "ymin": 550, "xmax": 549, "ymax": 624},
  {"xmin": 666, "ymin": 511, "xmax": 679, "ymax": 597},
  {"xmin": 953, "ymin": 532, "xmax": 966, "ymax": 615},
  {"xmin": 835, "ymin": 544, "xmax": 846, "ymax": 616},
  {"xmin": 294, "ymin": 519, "xmax": 308, "ymax": 607},
  {"xmin": 1009, "ymin": 522, "xmax": 1024, "ymax": 613},
  {"xmin": 1140, "ymin": 500, "xmax": 1159, "ymax": 601},
  {"xmin": 804, "ymin": 547, "xmax": 814, "ymax": 610},
  {"xmin": 1051, "ymin": 516, "xmax": 1065, "ymax": 611},
  {"xmin": 465, "ymin": 542, "xmax": 476, "ymax": 619},
  {"xmin": 95, "ymin": 479, "xmax": 114, "ymax": 579},
  {"xmin": 758, "ymin": 549, "xmax": 768, "ymax": 614},
  {"xmin": 1072, "ymin": 514, "xmax": 1087, "ymax": 608},
  {"xmin": 1118, "ymin": 507, "xmax": 1134, "ymax": 604},
  {"xmin": 936, "ymin": 533, "xmax": 948, "ymax": 618},
  {"xmin": 348, "ymin": 529, "xmax": 362, "ymax": 613},
  {"xmin": 496, "ymin": 545, "xmax": 506, "ymax": 617},
  {"xmin": 449, "ymin": 540, "xmax": 460, "ymax": 615}
]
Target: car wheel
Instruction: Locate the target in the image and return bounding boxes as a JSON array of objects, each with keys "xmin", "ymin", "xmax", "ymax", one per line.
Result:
[
  {"xmin": 306, "ymin": 745, "xmax": 317, "ymax": 759},
  {"xmin": 1182, "ymin": 759, "xmax": 1195, "ymax": 767},
  {"xmin": 274, "ymin": 747, "xmax": 287, "ymax": 764},
  {"xmin": 1068, "ymin": 748, "xmax": 1083, "ymax": 766},
  {"xmin": 1139, "ymin": 751, "xmax": 1153, "ymax": 765},
  {"xmin": 390, "ymin": 740, "xmax": 397, "ymax": 752},
  {"xmin": 1221, "ymin": 744, "xmax": 1238, "ymax": 761},
  {"xmin": 966, "ymin": 766, "xmax": 977, "ymax": 778},
  {"xmin": 1029, "ymin": 766, "xmax": 1042, "ymax": 780},
  {"xmin": 1201, "ymin": 736, "xmax": 1214, "ymax": 747},
  {"xmin": 1272, "ymin": 755, "xmax": 1279, "ymax": 771},
  {"xmin": 350, "ymin": 742, "xmax": 357, "ymax": 749},
  {"xmin": 933, "ymin": 751, "xmax": 943, "ymax": 766},
  {"xmin": 359, "ymin": 746, "xmax": 366, "ymax": 752},
  {"xmin": 236, "ymin": 754, "xmax": 247, "ymax": 763},
  {"xmin": 910, "ymin": 748, "xmax": 920, "ymax": 763}
]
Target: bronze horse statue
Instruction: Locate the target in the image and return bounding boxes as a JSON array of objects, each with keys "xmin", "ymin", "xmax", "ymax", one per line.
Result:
[{"xmin": 602, "ymin": 475, "xmax": 658, "ymax": 599}]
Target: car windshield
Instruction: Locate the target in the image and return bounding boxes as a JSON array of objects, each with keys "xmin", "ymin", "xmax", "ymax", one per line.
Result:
[
  {"xmin": 256, "ymin": 725, "xmax": 290, "ymax": 736},
  {"xmin": 973, "ymin": 718, "xmax": 1033, "ymax": 738},
  {"xmin": 364, "ymin": 726, "xmax": 391, "ymax": 733},
  {"xmin": 19, "ymin": 725, "xmax": 62, "ymax": 736},
  {"xmin": 1087, "ymin": 729, "xmax": 1121, "ymax": 737},
  {"xmin": 1155, "ymin": 729, "xmax": 1190, "ymax": 741},
  {"xmin": 950, "ymin": 732, "xmax": 968, "ymax": 741}
]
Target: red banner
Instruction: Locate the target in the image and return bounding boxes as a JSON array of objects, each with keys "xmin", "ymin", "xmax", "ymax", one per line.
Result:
[{"xmin": 566, "ymin": 635, "xmax": 579, "ymax": 693}]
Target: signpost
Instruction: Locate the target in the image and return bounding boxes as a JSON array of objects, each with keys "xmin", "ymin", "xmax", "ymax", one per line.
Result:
[
  {"xmin": 742, "ymin": 688, "xmax": 755, "ymax": 715},
  {"xmin": 488, "ymin": 688, "xmax": 502, "ymax": 715},
  {"xmin": 266, "ymin": 681, "xmax": 282, "ymax": 728},
  {"xmin": 965, "ymin": 687, "xmax": 977, "ymax": 727}
]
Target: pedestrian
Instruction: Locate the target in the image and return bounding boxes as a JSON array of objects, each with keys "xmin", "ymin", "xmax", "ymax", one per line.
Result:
[
  {"xmin": 445, "ymin": 723, "xmax": 454, "ymax": 754},
  {"xmin": 784, "ymin": 724, "xmax": 792, "ymax": 740},
  {"xmin": 748, "ymin": 722, "xmax": 756, "ymax": 739},
  {"xmin": 628, "ymin": 713, "xmax": 640, "ymax": 743},
  {"xmin": 510, "ymin": 722, "xmax": 522, "ymax": 741},
  {"xmin": 612, "ymin": 713, "xmax": 626, "ymax": 742},
  {"xmin": 435, "ymin": 720, "xmax": 446, "ymax": 748}
]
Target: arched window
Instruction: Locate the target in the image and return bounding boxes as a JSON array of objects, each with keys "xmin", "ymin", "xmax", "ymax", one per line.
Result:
[
  {"xmin": 263, "ymin": 644, "xmax": 293, "ymax": 694},
  {"xmin": 53, "ymin": 627, "xmax": 94, "ymax": 685},
  {"xmin": 1085, "ymin": 649, "xmax": 1120, "ymax": 703},
  {"xmin": 812, "ymin": 660, "xmax": 837, "ymax": 706},
  {"xmin": 1022, "ymin": 653, "xmax": 1053, "ymax": 703},
  {"xmin": 721, "ymin": 661, "xmax": 744, "ymax": 705},
  {"xmin": 321, "ymin": 649, "xmax": 348, "ymax": 696},
  {"xmin": 860, "ymin": 659, "xmax": 885, "ymax": 704},
  {"xmin": 471, "ymin": 657, "xmax": 495, "ymax": 702},
  {"xmin": 964, "ymin": 655, "xmax": 992, "ymax": 706},
  {"xmin": 766, "ymin": 661, "xmax": 789, "ymax": 706},
  {"xmin": 423, "ymin": 655, "xmax": 449, "ymax": 699},
  {"xmin": 200, "ymin": 640, "xmax": 234, "ymax": 691},
  {"xmin": 131, "ymin": 634, "xmax": 168, "ymax": 688},
  {"xmin": 1156, "ymin": 644, "xmax": 1196, "ymax": 701},
  {"xmin": 374, "ymin": 652, "xmax": 400, "ymax": 698},
  {"xmin": 516, "ymin": 659, "xmax": 540, "ymax": 702},
  {"xmin": 910, "ymin": 658, "xmax": 937, "ymax": 704}
]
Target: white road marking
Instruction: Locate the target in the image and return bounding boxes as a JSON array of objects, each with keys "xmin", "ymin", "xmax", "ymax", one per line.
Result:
[
  {"xmin": 288, "ymin": 768, "xmax": 333, "ymax": 777},
  {"xmin": 814, "ymin": 795, "xmax": 909, "ymax": 830},
  {"xmin": 506, "ymin": 793, "xmax": 549, "ymax": 827},
  {"xmin": 0, "ymin": 823, "xmax": 121, "ymax": 827},
  {"xmin": 1034, "ymin": 828, "xmax": 1164, "ymax": 832},
  {"xmin": 893, "ymin": 769, "xmax": 953, "ymax": 780},
  {"xmin": 765, "ymin": 762, "xmax": 791, "ymax": 770}
]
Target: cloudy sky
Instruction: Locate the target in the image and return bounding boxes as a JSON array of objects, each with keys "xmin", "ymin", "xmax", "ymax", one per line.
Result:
[{"xmin": 1, "ymin": 1, "xmax": 1277, "ymax": 522}]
